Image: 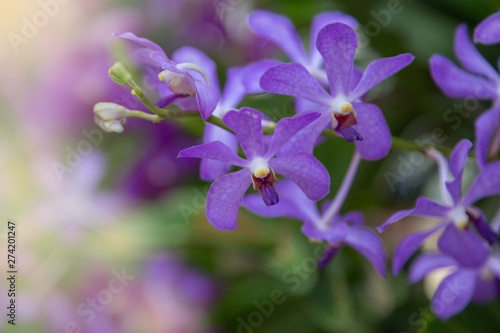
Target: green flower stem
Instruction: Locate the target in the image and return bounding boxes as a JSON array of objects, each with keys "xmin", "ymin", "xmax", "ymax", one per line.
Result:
[
  {"xmin": 125, "ymin": 79, "xmax": 233, "ymax": 132},
  {"xmin": 391, "ymin": 136, "xmax": 456, "ymax": 156},
  {"xmin": 124, "ymin": 77, "xmax": 461, "ymax": 157}
]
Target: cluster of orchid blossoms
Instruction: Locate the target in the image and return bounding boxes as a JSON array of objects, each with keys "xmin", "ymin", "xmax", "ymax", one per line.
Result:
[{"xmin": 93, "ymin": 9, "xmax": 500, "ymax": 320}]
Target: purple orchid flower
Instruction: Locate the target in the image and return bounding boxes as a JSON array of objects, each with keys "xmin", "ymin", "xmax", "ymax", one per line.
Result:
[
  {"xmin": 429, "ymin": 24, "xmax": 500, "ymax": 168},
  {"xmin": 260, "ymin": 22, "xmax": 414, "ymax": 160},
  {"xmin": 114, "ymin": 32, "xmax": 219, "ymax": 120},
  {"xmin": 409, "ymin": 239, "xmax": 500, "ymax": 320},
  {"xmin": 170, "ymin": 45, "xmax": 280, "ymax": 180},
  {"xmin": 474, "ymin": 12, "xmax": 500, "ymax": 45},
  {"xmin": 243, "ymin": 180, "xmax": 386, "ymax": 276},
  {"xmin": 178, "ymin": 108, "xmax": 330, "ymax": 230},
  {"xmin": 248, "ymin": 10, "xmax": 358, "ymax": 85},
  {"xmin": 378, "ymin": 139, "xmax": 500, "ymax": 275},
  {"xmin": 248, "ymin": 10, "xmax": 361, "ymax": 115}
]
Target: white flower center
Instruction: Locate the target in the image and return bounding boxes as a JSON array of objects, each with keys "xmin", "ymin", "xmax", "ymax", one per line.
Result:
[
  {"xmin": 330, "ymin": 96, "xmax": 353, "ymax": 114},
  {"xmin": 448, "ymin": 206, "xmax": 468, "ymax": 229},
  {"xmin": 249, "ymin": 157, "xmax": 270, "ymax": 178}
]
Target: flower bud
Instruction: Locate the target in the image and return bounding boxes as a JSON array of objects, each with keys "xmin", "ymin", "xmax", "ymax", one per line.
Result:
[
  {"xmin": 93, "ymin": 102, "xmax": 128, "ymax": 133},
  {"xmin": 108, "ymin": 61, "xmax": 132, "ymax": 85}
]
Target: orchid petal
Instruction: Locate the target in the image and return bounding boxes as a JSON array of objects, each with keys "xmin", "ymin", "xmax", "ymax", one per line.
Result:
[
  {"xmin": 455, "ymin": 24, "xmax": 499, "ymax": 79},
  {"xmin": 223, "ymin": 108, "xmax": 265, "ymax": 160},
  {"xmin": 265, "ymin": 113, "xmax": 321, "ymax": 159},
  {"xmin": 260, "ymin": 63, "xmax": 332, "ymax": 104},
  {"xmin": 474, "ymin": 12, "xmax": 500, "ymax": 45},
  {"xmin": 429, "ymin": 55, "xmax": 496, "ymax": 99},
  {"xmin": 277, "ymin": 111, "xmax": 331, "ymax": 156},
  {"xmin": 200, "ymin": 124, "xmax": 238, "ymax": 181},
  {"xmin": 243, "ymin": 181, "xmax": 320, "ymax": 222},
  {"xmin": 342, "ymin": 210, "xmax": 365, "ymax": 226},
  {"xmin": 303, "ymin": 221, "xmax": 349, "ymax": 245},
  {"xmin": 192, "ymin": 79, "xmax": 219, "ymax": 120},
  {"xmin": 445, "ymin": 139, "xmax": 472, "ymax": 203},
  {"xmin": 178, "ymin": 141, "xmax": 246, "ymax": 167},
  {"xmin": 114, "ymin": 32, "xmax": 179, "ymax": 72},
  {"xmin": 316, "ymin": 22, "xmax": 357, "ymax": 96},
  {"xmin": 349, "ymin": 54, "xmax": 414, "ymax": 101},
  {"xmin": 474, "ymin": 106, "xmax": 500, "ymax": 169},
  {"xmin": 206, "ymin": 169, "xmax": 252, "ymax": 230},
  {"xmin": 472, "ymin": 277, "xmax": 498, "ymax": 303},
  {"xmin": 345, "ymin": 226, "xmax": 387, "ymax": 277},
  {"xmin": 409, "ymin": 253, "xmax": 457, "ymax": 284},
  {"xmin": 309, "ymin": 11, "xmax": 359, "ymax": 68},
  {"xmin": 438, "ymin": 224, "xmax": 490, "ymax": 267},
  {"xmin": 270, "ymin": 153, "xmax": 330, "ymax": 201},
  {"xmin": 378, "ymin": 197, "xmax": 449, "ymax": 233},
  {"xmin": 352, "ymin": 103, "xmax": 392, "ymax": 161},
  {"xmin": 431, "ymin": 269, "xmax": 477, "ymax": 320},
  {"xmin": 463, "ymin": 160, "xmax": 500, "ymax": 206},
  {"xmin": 172, "ymin": 46, "xmax": 220, "ymax": 93},
  {"xmin": 241, "ymin": 59, "xmax": 281, "ymax": 95},
  {"xmin": 392, "ymin": 224, "xmax": 446, "ymax": 275},
  {"xmin": 219, "ymin": 66, "xmax": 246, "ymax": 110},
  {"xmin": 248, "ymin": 10, "xmax": 308, "ymax": 64}
]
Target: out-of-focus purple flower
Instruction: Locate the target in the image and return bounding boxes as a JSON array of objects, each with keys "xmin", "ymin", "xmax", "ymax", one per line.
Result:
[
  {"xmin": 178, "ymin": 108, "xmax": 330, "ymax": 230},
  {"xmin": 409, "ymin": 242, "xmax": 500, "ymax": 320},
  {"xmin": 44, "ymin": 254, "xmax": 217, "ymax": 333},
  {"xmin": 378, "ymin": 139, "xmax": 500, "ymax": 275},
  {"xmin": 170, "ymin": 46, "xmax": 279, "ymax": 180},
  {"xmin": 474, "ymin": 12, "xmax": 500, "ymax": 44},
  {"xmin": 248, "ymin": 10, "xmax": 358, "ymax": 85},
  {"xmin": 244, "ymin": 180, "xmax": 386, "ymax": 276},
  {"xmin": 31, "ymin": 151, "xmax": 125, "ymax": 242},
  {"xmin": 119, "ymin": 120, "xmax": 198, "ymax": 201},
  {"xmin": 146, "ymin": 0, "xmax": 274, "ymax": 62},
  {"xmin": 260, "ymin": 22, "xmax": 414, "ymax": 160},
  {"xmin": 115, "ymin": 32, "xmax": 219, "ymax": 119},
  {"xmin": 429, "ymin": 24, "xmax": 500, "ymax": 168}
]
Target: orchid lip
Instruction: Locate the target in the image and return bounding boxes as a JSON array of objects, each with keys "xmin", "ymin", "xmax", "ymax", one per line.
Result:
[
  {"xmin": 251, "ymin": 167, "xmax": 279, "ymax": 206},
  {"xmin": 332, "ymin": 111, "xmax": 362, "ymax": 142}
]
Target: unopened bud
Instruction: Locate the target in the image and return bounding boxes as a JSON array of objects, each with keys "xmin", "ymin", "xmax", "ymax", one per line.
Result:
[
  {"xmin": 108, "ymin": 61, "xmax": 132, "ymax": 85},
  {"xmin": 93, "ymin": 102, "xmax": 128, "ymax": 133}
]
